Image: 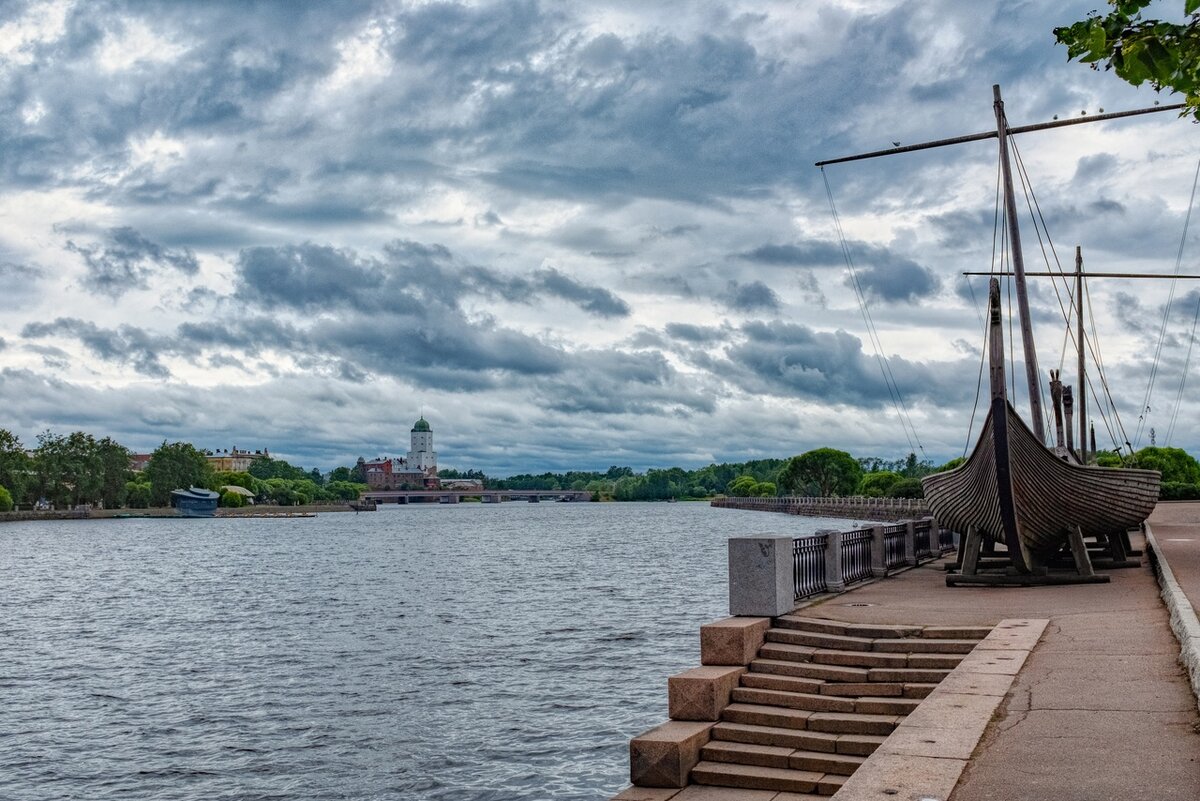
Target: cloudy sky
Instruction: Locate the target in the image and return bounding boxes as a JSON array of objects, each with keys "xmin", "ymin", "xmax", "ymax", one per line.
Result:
[{"xmin": 1, "ymin": 0, "xmax": 1198, "ymax": 475}]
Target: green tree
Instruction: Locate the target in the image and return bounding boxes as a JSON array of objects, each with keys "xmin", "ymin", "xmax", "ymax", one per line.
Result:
[
  {"xmin": 754, "ymin": 481, "xmax": 777, "ymax": 497},
  {"xmin": 779, "ymin": 448, "xmax": 862, "ymax": 497},
  {"xmin": 1130, "ymin": 446, "xmax": 1200, "ymax": 483},
  {"xmin": 1055, "ymin": 1, "xmax": 1200, "ymax": 119},
  {"xmin": 0, "ymin": 485, "xmax": 12, "ymax": 512},
  {"xmin": 859, "ymin": 471, "xmax": 902, "ymax": 497},
  {"xmin": 220, "ymin": 490, "xmax": 246, "ymax": 508},
  {"xmin": 329, "ymin": 466, "xmax": 353, "ymax": 483},
  {"xmin": 125, "ymin": 480, "xmax": 152, "ymax": 508},
  {"xmin": 0, "ymin": 429, "xmax": 32, "ymax": 505},
  {"xmin": 325, "ymin": 480, "xmax": 366, "ymax": 501},
  {"xmin": 96, "ymin": 437, "xmax": 131, "ymax": 509},
  {"xmin": 887, "ymin": 477, "xmax": 925, "ymax": 499},
  {"xmin": 146, "ymin": 441, "xmax": 214, "ymax": 506},
  {"xmin": 727, "ymin": 475, "xmax": 759, "ymax": 497},
  {"xmin": 33, "ymin": 431, "xmax": 105, "ymax": 508}
]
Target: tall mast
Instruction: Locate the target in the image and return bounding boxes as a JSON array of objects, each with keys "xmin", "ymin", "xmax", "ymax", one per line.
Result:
[
  {"xmin": 993, "ymin": 84, "xmax": 1045, "ymax": 442},
  {"xmin": 1076, "ymin": 247, "xmax": 1088, "ymax": 464}
]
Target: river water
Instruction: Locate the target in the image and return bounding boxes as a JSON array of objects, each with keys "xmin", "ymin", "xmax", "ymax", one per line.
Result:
[{"xmin": 1, "ymin": 502, "xmax": 862, "ymax": 801}]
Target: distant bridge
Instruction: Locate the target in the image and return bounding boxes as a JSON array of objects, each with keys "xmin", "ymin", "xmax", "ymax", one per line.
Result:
[{"xmin": 360, "ymin": 489, "xmax": 592, "ymax": 504}]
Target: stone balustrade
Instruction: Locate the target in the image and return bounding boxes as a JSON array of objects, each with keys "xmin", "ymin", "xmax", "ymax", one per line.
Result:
[{"xmin": 712, "ymin": 494, "xmax": 929, "ymax": 521}]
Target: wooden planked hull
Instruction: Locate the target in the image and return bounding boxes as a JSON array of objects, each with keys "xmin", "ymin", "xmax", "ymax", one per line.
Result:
[{"xmin": 922, "ymin": 402, "xmax": 1160, "ymax": 560}]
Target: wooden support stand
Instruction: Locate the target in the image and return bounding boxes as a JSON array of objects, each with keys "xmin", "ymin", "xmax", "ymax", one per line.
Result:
[{"xmin": 947, "ymin": 524, "xmax": 1110, "ymax": 587}]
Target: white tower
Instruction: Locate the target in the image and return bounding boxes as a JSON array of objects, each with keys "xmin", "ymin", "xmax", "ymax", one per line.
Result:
[{"xmin": 407, "ymin": 416, "xmax": 437, "ymax": 474}]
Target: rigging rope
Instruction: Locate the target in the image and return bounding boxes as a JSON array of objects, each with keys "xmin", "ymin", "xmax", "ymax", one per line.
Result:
[
  {"xmin": 1153, "ymin": 156, "xmax": 1200, "ymax": 447},
  {"xmin": 962, "ymin": 155, "xmax": 1006, "ymax": 458},
  {"xmin": 1009, "ymin": 134, "xmax": 1135, "ymax": 452},
  {"xmin": 821, "ymin": 168, "xmax": 925, "ymax": 457},
  {"xmin": 1166, "ymin": 288, "xmax": 1200, "ymax": 444}
]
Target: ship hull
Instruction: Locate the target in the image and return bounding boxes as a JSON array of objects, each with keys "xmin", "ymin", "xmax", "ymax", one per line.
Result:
[{"xmin": 923, "ymin": 402, "xmax": 1160, "ymax": 561}]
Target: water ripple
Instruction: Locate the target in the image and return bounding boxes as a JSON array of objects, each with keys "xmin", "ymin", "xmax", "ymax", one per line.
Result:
[{"xmin": 1, "ymin": 503, "xmax": 858, "ymax": 800}]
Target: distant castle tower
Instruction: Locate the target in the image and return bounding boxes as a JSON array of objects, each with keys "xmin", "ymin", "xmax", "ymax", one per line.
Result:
[{"xmin": 407, "ymin": 416, "xmax": 437, "ymax": 475}]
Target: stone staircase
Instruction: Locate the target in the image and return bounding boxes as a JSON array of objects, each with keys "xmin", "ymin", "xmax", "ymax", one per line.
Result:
[{"xmin": 688, "ymin": 615, "xmax": 991, "ymax": 796}]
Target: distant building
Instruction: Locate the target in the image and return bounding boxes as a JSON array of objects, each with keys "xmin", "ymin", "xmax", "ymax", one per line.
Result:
[
  {"xmin": 364, "ymin": 417, "xmax": 441, "ymax": 490},
  {"xmin": 206, "ymin": 447, "xmax": 269, "ymax": 473},
  {"xmin": 129, "ymin": 453, "xmax": 153, "ymax": 472}
]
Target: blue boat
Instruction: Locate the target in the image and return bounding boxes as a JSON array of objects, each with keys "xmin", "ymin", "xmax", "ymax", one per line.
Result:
[{"xmin": 171, "ymin": 487, "xmax": 220, "ymax": 518}]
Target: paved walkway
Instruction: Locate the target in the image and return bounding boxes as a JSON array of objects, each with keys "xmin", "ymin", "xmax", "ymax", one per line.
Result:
[{"xmin": 798, "ymin": 523, "xmax": 1200, "ymax": 800}]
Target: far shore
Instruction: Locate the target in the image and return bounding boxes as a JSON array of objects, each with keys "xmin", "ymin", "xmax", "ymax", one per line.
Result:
[{"xmin": 0, "ymin": 504, "xmax": 359, "ymax": 522}]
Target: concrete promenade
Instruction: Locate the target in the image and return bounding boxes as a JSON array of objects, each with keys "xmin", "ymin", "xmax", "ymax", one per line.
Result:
[
  {"xmin": 795, "ymin": 526, "xmax": 1200, "ymax": 800},
  {"xmin": 619, "ymin": 509, "xmax": 1200, "ymax": 801}
]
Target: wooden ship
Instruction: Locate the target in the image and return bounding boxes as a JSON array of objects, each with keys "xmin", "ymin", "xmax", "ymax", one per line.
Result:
[{"xmin": 818, "ymin": 86, "xmax": 1175, "ymax": 585}]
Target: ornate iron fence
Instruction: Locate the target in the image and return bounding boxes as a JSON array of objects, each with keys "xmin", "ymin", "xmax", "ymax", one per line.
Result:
[
  {"xmin": 914, "ymin": 520, "xmax": 933, "ymax": 560},
  {"xmin": 840, "ymin": 528, "xmax": 875, "ymax": 584},
  {"xmin": 883, "ymin": 523, "xmax": 908, "ymax": 569},
  {"xmin": 793, "ymin": 534, "xmax": 828, "ymax": 600}
]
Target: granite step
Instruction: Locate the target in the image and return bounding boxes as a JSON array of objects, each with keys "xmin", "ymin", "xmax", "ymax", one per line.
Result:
[
  {"xmin": 902, "ymin": 682, "xmax": 939, "ymax": 699},
  {"xmin": 852, "ymin": 696, "xmax": 922, "ymax": 716},
  {"xmin": 721, "ymin": 702, "xmax": 812, "ymax": 731},
  {"xmin": 806, "ymin": 711, "xmax": 901, "ymax": 736},
  {"xmin": 866, "ymin": 667, "xmax": 952, "ymax": 683},
  {"xmin": 767, "ymin": 628, "xmax": 876, "ymax": 652},
  {"xmin": 731, "ymin": 687, "xmax": 856, "ymax": 713},
  {"xmin": 751, "ymin": 658, "xmax": 868, "ymax": 683},
  {"xmin": 739, "ymin": 672, "xmax": 825, "ymax": 695},
  {"xmin": 774, "ymin": 615, "xmax": 923, "ymax": 639},
  {"xmin": 872, "ymin": 637, "xmax": 978, "ymax": 654},
  {"xmin": 701, "ymin": 740, "xmax": 792, "ymax": 769},
  {"xmin": 818, "ymin": 681, "xmax": 903, "ymax": 697},
  {"xmin": 920, "ymin": 625, "xmax": 992, "ymax": 640},
  {"xmin": 691, "ymin": 761, "xmax": 840, "ymax": 794},
  {"xmin": 712, "ymin": 721, "xmax": 841, "ymax": 752},
  {"xmin": 808, "ymin": 648, "xmax": 909, "ymax": 669},
  {"xmin": 757, "ymin": 642, "xmax": 818, "ymax": 664},
  {"xmin": 790, "ymin": 749, "xmax": 865, "ymax": 776},
  {"xmin": 711, "ymin": 720, "xmax": 888, "ymax": 756},
  {"xmin": 907, "ymin": 653, "xmax": 966, "ymax": 669}
]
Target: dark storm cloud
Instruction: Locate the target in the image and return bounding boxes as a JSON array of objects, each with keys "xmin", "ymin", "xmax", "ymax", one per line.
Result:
[
  {"xmin": 738, "ymin": 239, "xmax": 939, "ymax": 302},
  {"xmin": 66, "ymin": 227, "xmax": 199, "ymax": 297},
  {"xmin": 665, "ymin": 323, "xmax": 726, "ymax": 344},
  {"xmin": 740, "ymin": 242, "xmax": 844, "ymax": 266},
  {"xmin": 22, "ymin": 317, "xmax": 173, "ymax": 378},
  {"xmin": 722, "ymin": 320, "xmax": 972, "ymax": 407},
  {"xmin": 236, "ymin": 240, "xmax": 629, "ymax": 318},
  {"xmin": 533, "ymin": 349, "xmax": 716, "ymax": 415},
  {"xmin": 533, "ymin": 268, "xmax": 630, "ymax": 318},
  {"xmin": 848, "ymin": 261, "xmax": 941, "ymax": 304},
  {"xmin": 725, "ymin": 280, "xmax": 781, "ymax": 312}
]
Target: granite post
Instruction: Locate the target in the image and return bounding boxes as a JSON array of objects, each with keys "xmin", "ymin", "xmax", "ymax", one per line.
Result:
[
  {"xmin": 870, "ymin": 524, "xmax": 888, "ymax": 577},
  {"xmin": 820, "ymin": 528, "xmax": 845, "ymax": 592},
  {"xmin": 728, "ymin": 536, "xmax": 794, "ymax": 617},
  {"xmin": 903, "ymin": 519, "xmax": 918, "ymax": 566}
]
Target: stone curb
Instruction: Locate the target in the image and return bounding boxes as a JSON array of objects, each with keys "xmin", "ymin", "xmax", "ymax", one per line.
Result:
[{"xmin": 1144, "ymin": 522, "xmax": 1200, "ymax": 714}]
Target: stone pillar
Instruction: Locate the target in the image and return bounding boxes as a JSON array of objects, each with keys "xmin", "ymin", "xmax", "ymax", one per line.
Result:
[
  {"xmin": 728, "ymin": 536, "xmax": 794, "ymax": 617},
  {"xmin": 930, "ymin": 518, "xmax": 946, "ymax": 554},
  {"xmin": 820, "ymin": 528, "xmax": 845, "ymax": 592},
  {"xmin": 903, "ymin": 520, "xmax": 917, "ymax": 566},
  {"xmin": 870, "ymin": 524, "xmax": 888, "ymax": 577}
]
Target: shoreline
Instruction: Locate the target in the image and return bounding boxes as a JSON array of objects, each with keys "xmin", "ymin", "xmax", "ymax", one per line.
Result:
[{"xmin": 0, "ymin": 504, "xmax": 358, "ymax": 522}]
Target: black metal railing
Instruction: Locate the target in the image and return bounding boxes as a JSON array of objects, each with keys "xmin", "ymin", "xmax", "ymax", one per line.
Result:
[
  {"xmin": 793, "ymin": 534, "xmax": 828, "ymax": 600},
  {"xmin": 840, "ymin": 528, "xmax": 874, "ymax": 584},
  {"xmin": 938, "ymin": 525, "xmax": 955, "ymax": 551},
  {"xmin": 914, "ymin": 520, "xmax": 933, "ymax": 560},
  {"xmin": 883, "ymin": 523, "xmax": 907, "ymax": 569}
]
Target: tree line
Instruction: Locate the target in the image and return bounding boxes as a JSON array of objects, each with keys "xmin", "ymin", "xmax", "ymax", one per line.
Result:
[{"xmin": 0, "ymin": 429, "xmax": 367, "ymax": 512}]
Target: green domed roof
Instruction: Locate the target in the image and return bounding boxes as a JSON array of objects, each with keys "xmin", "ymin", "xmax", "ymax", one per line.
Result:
[{"xmin": 412, "ymin": 416, "xmax": 431, "ymax": 432}]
